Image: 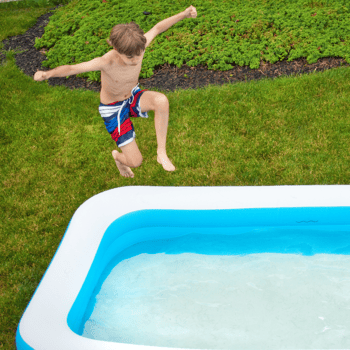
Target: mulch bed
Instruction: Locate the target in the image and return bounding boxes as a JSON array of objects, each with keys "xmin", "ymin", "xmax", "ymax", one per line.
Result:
[{"xmin": 1, "ymin": 5, "xmax": 349, "ymax": 94}]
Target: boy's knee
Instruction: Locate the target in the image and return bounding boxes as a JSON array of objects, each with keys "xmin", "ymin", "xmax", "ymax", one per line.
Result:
[
  {"xmin": 129, "ymin": 155, "xmax": 143, "ymax": 168},
  {"xmin": 154, "ymin": 94, "xmax": 169, "ymax": 109}
]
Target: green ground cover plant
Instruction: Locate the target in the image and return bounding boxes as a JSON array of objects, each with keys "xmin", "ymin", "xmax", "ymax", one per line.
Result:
[
  {"xmin": 1, "ymin": 0, "xmax": 350, "ymax": 349},
  {"xmin": 35, "ymin": 0, "xmax": 350, "ymax": 83}
]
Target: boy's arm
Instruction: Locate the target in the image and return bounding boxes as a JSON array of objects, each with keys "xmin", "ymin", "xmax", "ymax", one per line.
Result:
[
  {"xmin": 154, "ymin": 5, "xmax": 197, "ymax": 34},
  {"xmin": 34, "ymin": 57, "xmax": 105, "ymax": 81}
]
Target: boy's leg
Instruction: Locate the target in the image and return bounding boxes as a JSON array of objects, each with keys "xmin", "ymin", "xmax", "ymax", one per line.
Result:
[
  {"xmin": 112, "ymin": 139, "xmax": 143, "ymax": 178},
  {"xmin": 139, "ymin": 91, "xmax": 175, "ymax": 171}
]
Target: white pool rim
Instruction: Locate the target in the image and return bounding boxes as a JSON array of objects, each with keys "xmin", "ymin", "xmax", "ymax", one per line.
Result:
[{"xmin": 16, "ymin": 185, "xmax": 350, "ymax": 350}]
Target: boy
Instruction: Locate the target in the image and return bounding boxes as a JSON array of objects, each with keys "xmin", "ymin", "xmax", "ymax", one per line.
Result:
[{"xmin": 34, "ymin": 5, "xmax": 197, "ymax": 178}]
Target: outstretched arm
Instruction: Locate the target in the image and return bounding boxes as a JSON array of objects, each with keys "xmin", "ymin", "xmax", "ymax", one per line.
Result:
[
  {"xmin": 33, "ymin": 57, "xmax": 105, "ymax": 81},
  {"xmin": 155, "ymin": 5, "xmax": 197, "ymax": 34}
]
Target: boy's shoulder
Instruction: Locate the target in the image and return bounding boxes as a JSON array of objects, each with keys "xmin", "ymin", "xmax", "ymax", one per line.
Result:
[{"xmin": 101, "ymin": 50, "xmax": 115, "ymax": 65}]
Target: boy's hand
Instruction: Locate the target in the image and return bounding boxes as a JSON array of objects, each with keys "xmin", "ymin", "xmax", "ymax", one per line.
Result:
[
  {"xmin": 34, "ymin": 71, "xmax": 47, "ymax": 81},
  {"xmin": 183, "ymin": 5, "xmax": 197, "ymax": 19}
]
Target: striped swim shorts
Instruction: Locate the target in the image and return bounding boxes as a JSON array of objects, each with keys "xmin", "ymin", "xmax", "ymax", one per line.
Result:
[{"xmin": 98, "ymin": 83, "xmax": 149, "ymax": 147}]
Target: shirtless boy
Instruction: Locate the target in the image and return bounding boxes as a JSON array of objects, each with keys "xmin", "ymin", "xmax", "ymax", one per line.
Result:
[{"xmin": 34, "ymin": 5, "xmax": 197, "ymax": 178}]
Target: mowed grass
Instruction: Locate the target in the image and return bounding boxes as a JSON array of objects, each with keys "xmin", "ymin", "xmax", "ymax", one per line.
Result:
[{"xmin": 1, "ymin": 3, "xmax": 350, "ymax": 349}]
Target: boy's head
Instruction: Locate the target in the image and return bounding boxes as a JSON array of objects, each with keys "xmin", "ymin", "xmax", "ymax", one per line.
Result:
[{"xmin": 107, "ymin": 21, "xmax": 146, "ymax": 59}]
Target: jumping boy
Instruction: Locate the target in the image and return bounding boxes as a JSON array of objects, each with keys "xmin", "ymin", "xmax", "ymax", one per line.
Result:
[{"xmin": 34, "ymin": 5, "xmax": 197, "ymax": 178}]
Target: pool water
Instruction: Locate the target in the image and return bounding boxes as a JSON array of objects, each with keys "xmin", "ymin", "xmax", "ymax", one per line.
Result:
[{"xmin": 81, "ymin": 229, "xmax": 350, "ymax": 349}]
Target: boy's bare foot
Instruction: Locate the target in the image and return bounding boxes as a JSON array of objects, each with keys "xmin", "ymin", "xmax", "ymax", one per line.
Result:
[
  {"xmin": 112, "ymin": 150, "xmax": 134, "ymax": 178},
  {"xmin": 157, "ymin": 152, "xmax": 175, "ymax": 171}
]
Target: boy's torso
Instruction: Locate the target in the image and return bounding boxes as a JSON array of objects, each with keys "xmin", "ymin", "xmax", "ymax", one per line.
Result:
[{"xmin": 100, "ymin": 50, "xmax": 145, "ymax": 104}]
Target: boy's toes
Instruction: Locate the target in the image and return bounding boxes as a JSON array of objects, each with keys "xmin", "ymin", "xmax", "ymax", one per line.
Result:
[{"xmin": 157, "ymin": 155, "xmax": 175, "ymax": 171}]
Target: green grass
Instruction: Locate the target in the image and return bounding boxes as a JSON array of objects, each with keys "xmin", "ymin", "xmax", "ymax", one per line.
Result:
[{"xmin": 1, "ymin": 1, "xmax": 350, "ymax": 349}]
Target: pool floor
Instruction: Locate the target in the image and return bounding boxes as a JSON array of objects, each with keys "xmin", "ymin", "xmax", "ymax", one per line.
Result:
[{"xmin": 82, "ymin": 229, "xmax": 350, "ymax": 349}]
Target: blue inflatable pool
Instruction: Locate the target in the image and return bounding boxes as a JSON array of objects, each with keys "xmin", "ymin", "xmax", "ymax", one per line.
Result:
[{"xmin": 16, "ymin": 185, "xmax": 350, "ymax": 350}]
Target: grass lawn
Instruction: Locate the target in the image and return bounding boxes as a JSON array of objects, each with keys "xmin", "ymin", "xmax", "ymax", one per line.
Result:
[{"xmin": 1, "ymin": 1, "xmax": 350, "ymax": 349}]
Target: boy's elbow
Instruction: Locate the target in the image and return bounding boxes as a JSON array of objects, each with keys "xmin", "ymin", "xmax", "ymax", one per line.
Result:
[
  {"xmin": 47, "ymin": 65, "xmax": 73, "ymax": 78},
  {"xmin": 63, "ymin": 65, "xmax": 74, "ymax": 77},
  {"xmin": 59, "ymin": 65, "xmax": 74, "ymax": 77}
]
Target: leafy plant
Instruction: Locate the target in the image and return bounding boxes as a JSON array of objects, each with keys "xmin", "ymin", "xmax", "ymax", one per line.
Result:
[{"xmin": 34, "ymin": 0, "xmax": 350, "ymax": 82}]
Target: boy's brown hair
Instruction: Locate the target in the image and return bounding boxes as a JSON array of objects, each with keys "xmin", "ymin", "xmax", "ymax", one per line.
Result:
[{"xmin": 107, "ymin": 21, "xmax": 146, "ymax": 57}]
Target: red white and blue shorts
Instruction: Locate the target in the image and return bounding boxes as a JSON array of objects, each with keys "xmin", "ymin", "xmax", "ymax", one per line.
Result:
[{"xmin": 98, "ymin": 83, "xmax": 148, "ymax": 147}]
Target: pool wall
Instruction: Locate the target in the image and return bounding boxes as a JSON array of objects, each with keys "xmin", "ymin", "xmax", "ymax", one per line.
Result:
[{"xmin": 16, "ymin": 185, "xmax": 350, "ymax": 350}]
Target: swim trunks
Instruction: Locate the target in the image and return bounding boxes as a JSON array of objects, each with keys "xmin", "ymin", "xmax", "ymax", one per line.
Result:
[{"xmin": 98, "ymin": 83, "xmax": 149, "ymax": 147}]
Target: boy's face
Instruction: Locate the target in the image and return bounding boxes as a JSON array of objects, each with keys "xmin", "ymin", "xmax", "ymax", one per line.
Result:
[{"xmin": 115, "ymin": 49, "xmax": 144, "ymax": 66}]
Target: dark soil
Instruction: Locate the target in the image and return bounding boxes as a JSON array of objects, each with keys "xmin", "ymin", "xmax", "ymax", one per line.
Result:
[{"xmin": 1, "ymin": 5, "xmax": 349, "ymax": 94}]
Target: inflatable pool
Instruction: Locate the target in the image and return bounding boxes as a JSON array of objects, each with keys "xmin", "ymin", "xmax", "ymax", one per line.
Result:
[{"xmin": 16, "ymin": 185, "xmax": 350, "ymax": 350}]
